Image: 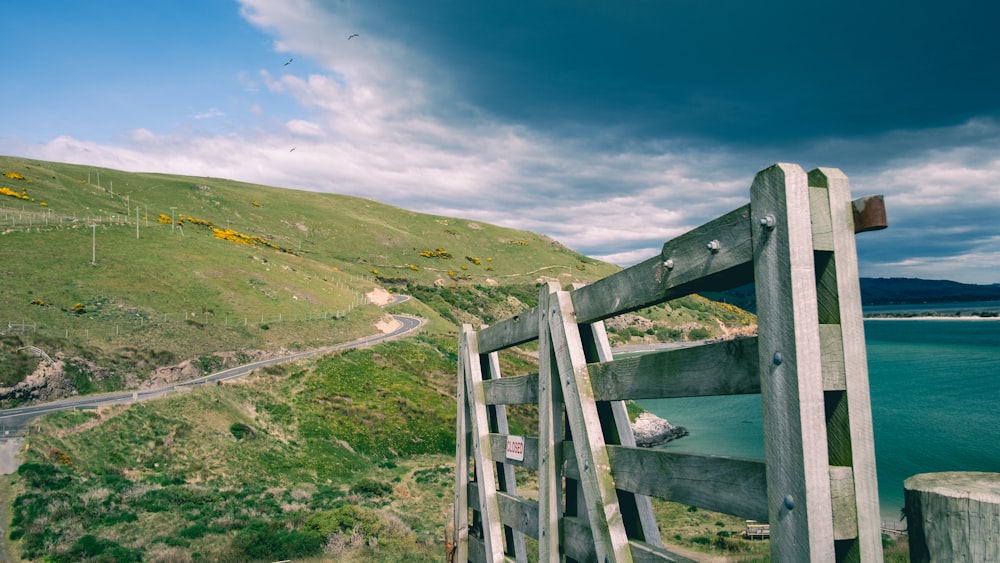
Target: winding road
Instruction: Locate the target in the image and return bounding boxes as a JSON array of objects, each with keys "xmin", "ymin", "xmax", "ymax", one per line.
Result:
[{"xmin": 0, "ymin": 303, "xmax": 424, "ymax": 439}]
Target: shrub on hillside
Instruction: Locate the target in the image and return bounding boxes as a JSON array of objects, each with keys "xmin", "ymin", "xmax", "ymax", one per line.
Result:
[
  {"xmin": 688, "ymin": 327, "xmax": 712, "ymax": 340},
  {"xmin": 48, "ymin": 534, "xmax": 143, "ymax": 563},
  {"xmin": 229, "ymin": 422, "xmax": 256, "ymax": 440},
  {"xmin": 351, "ymin": 478, "xmax": 393, "ymax": 497},
  {"xmin": 231, "ymin": 520, "xmax": 323, "ymax": 561}
]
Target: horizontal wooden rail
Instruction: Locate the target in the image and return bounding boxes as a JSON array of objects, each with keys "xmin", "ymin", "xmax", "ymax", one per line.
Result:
[
  {"xmin": 483, "ymin": 336, "xmax": 762, "ymax": 404},
  {"xmin": 478, "ymin": 194, "xmax": 886, "ymax": 354},
  {"xmin": 484, "ymin": 431, "xmax": 770, "ymax": 521},
  {"xmin": 590, "ymin": 337, "xmax": 760, "ymax": 399},
  {"xmin": 471, "ymin": 450, "xmax": 858, "ymax": 546},
  {"xmin": 466, "ymin": 490, "xmax": 691, "ymax": 563},
  {"xmin": 488, "ymin": 433, "xmax": 540, "ymax": 470},
  {"xmin": 483, "ymin": 372, "xmax": 539, "ymax": 405},
  {"xmin": 477, "ymin": 308, "xmax": 543, "ymax": 354},
  {"xmin": 568, "ymin": 446, "xmax": 769, "ymax": 522},
  {"xmin": 468, "ymin": 487, "xmax": 539, "ymax": 540}
]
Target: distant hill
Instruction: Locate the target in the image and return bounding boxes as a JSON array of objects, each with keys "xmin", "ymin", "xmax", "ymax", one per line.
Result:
[
  {"xmin": 705, "ymin": 278, "xmax": 1000, "ymax": 312},
  {"xmin": 858, "ymin": 277, "xmax": 1000, "ymax": 305}
]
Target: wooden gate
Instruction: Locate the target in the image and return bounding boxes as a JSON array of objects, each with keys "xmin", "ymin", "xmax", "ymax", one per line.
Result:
[{"xmin": 455, "ymin": 163, "xmax": 888, "ymax": 562}]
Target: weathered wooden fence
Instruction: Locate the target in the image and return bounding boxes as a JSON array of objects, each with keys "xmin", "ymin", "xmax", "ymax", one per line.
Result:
[{"xmin": 455, "ymin": 163, "xmax": 888, "ymax": 562}]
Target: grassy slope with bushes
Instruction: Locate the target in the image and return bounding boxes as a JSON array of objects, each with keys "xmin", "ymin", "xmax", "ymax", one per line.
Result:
[{"xmin": 9, "ymin": 335, "xmax": 460, "ymax": 562}]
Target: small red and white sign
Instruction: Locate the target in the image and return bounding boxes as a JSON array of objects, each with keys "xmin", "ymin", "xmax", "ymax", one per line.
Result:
[{"xmin": 505, "ymin": 435, "xmax": 525, "ymax": 461}]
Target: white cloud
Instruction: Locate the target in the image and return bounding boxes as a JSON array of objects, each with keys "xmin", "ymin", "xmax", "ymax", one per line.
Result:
[
  {"xmin": 286, "ymin": 119, "xmax": 324, "ymax": 137},
  {"xmin": 193, "ymin": 108, "xmax": 224, "ymax": 120},
  {"xmin": 876, "ymin": 247, "xmax": 1000, "ymax": 284},
  {"xmin": 128, "ymin": 129, "xmax": 157, "ymax": 142}
]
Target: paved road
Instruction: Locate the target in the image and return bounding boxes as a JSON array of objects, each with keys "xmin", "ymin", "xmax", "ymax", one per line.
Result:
[{"xmin": 0, "ymin": 309, "xmax": 424, "ymax": 438}]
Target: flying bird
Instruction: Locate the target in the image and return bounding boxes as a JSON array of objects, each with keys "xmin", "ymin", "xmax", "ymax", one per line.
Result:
[
  {"xmin": 284, "ymin": 58, "xmax": 293, "ymax": 66},
  {"xmin": 289, "ymin": 147, "xmax": 296, "ymax": 152},
  {"xmin": 348, "ymin": 33, "xmax": 359, "ymax": 40}
]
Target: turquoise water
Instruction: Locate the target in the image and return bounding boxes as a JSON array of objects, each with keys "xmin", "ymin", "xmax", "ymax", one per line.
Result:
[{"xmin": 638, "ymin": 314, "xmax": 1000, "ymax": 521}]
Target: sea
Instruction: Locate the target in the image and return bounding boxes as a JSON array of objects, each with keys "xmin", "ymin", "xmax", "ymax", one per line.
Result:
[{"xmin": 638, "ymin": 301, "xmax": 1000, "ymax": 523}]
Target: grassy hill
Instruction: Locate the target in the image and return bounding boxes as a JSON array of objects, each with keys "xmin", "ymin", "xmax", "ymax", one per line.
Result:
[
  {"xmin": 0, "ymin": 156, "xmax": 772, "ymax": 562},
  {"xmin": 0, "ymin": 155, "xmax": 622, "ymax": 402}
]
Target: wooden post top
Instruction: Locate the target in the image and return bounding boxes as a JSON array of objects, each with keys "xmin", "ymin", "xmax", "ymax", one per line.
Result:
[{"xmin": 905, "ymin": 472, "xmax": 1000, "ymax": 503}]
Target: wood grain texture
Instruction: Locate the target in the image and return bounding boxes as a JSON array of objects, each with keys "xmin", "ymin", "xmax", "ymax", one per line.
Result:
[
  {"xmin": 809, "ymin": 187, "xmax": 835, "ymax": 251},
  {"xmin": 563, "ymin": 446, "xmax": 769, "ymax": 523},
  {"xmin": 810, "ymin": 167, "xmax": 884, "ymax": 561},
  {"xmin": 454, "ymin": 343, "xmax": 470, "ymax": 563},
  {"xmin": 460, "ymin": 325, "xmax": 506, "ymax": 561},
  {"xmin": 548, "ymin": 289, "xmax": 634, "ymax": 562},
  {"xmin": 562, "ymin": 516, "xmax": 696, "ymax": 563},
  {"xmin": 483, "ymin": 373, "xmax": 538, "ymax": 406},
  {"xmin": 829, "ymin": 466, "xmax": 859, "ymax": 540},
  {"xmin": 750, "ymin": 163, "xmax": 835, "ymax": 561},
  {"xmin": 573, "ymin": 206, "xmax": 755, "ymax": 325},
  {"xmin": 904, "ymin": 472, "xmax": 1000, "ymax": 563},
  {"xmin": 477, "ymin": 307, "xmax": 542, "ymax": 354},
  {"xmin": 536, "ymin": 283, "xmax": 562, "ymax": 562},
  {"xmin": 591, "ymin": 337, "xmax": 760, "ymax": 400}
]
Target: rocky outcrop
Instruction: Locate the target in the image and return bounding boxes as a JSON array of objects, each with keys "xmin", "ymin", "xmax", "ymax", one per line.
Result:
[
  {"xmin": 0, "ymin": 355, "xmax": 128, "ymax": 406},
  {"xmin": 0, "ymin": 359, "xmax": 77, "ymax": 405},
  {"xmin": 631, "ymin": 412, "xmax": 688, "ymax": 447},
  {"xmin": 139, "ymin": 349, "xmax": 292, "ymax": 389}
]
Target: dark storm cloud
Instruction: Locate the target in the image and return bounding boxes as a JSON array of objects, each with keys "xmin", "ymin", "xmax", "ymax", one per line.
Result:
[{"xmin": 357, "ymin": 1, "xmax": 1000, "ymax": 146}]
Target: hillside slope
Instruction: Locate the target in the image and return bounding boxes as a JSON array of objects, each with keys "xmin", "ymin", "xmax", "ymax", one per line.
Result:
[{"xmin": 0, "ymin": 155, "xmax": 621, "ymax": 403}]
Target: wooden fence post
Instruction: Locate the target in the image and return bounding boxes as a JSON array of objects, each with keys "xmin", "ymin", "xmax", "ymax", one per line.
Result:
[
  {"xmin": 546, "ymin": 288, "xmax": 633, "ymax": 563},
  {"xmin": 751, "ymin": 163, "xmax": 837, "ymax": 561},
  {"xmin": 459, "ymin": 325, "xmax": 505, "ymax": 561},
  {"xmin": 904, "ymin": 472, "xmax": 1000, "ymax": 563},
  {"xmin": 808, "ymin": 167, "xmax": 883, "ymax": 560},
  {"xmin": 453, "ymin": 342, "xmax": 470, "ymax": 563},
  {"xmin": 537, "ymin": 283, "xmax": 563, "ymax": 562}
]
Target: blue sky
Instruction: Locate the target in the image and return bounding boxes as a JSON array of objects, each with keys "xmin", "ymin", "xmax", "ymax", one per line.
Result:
[{"xmin": 3, "ymin": 0, "xmax": 999, "ymax": 284}]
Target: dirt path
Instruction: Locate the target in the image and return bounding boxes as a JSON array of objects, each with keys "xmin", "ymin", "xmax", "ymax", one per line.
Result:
[
  {"xmin": 0, "ymin": 439, "xmax": 22, "ymax": 561},
  {"xmin": 0, "ymin": 440, "xmax": 22, "ymax": 477},
  {"xmin": 0, "ymin": 475, "xmax": 17, "ymax": 562}
]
